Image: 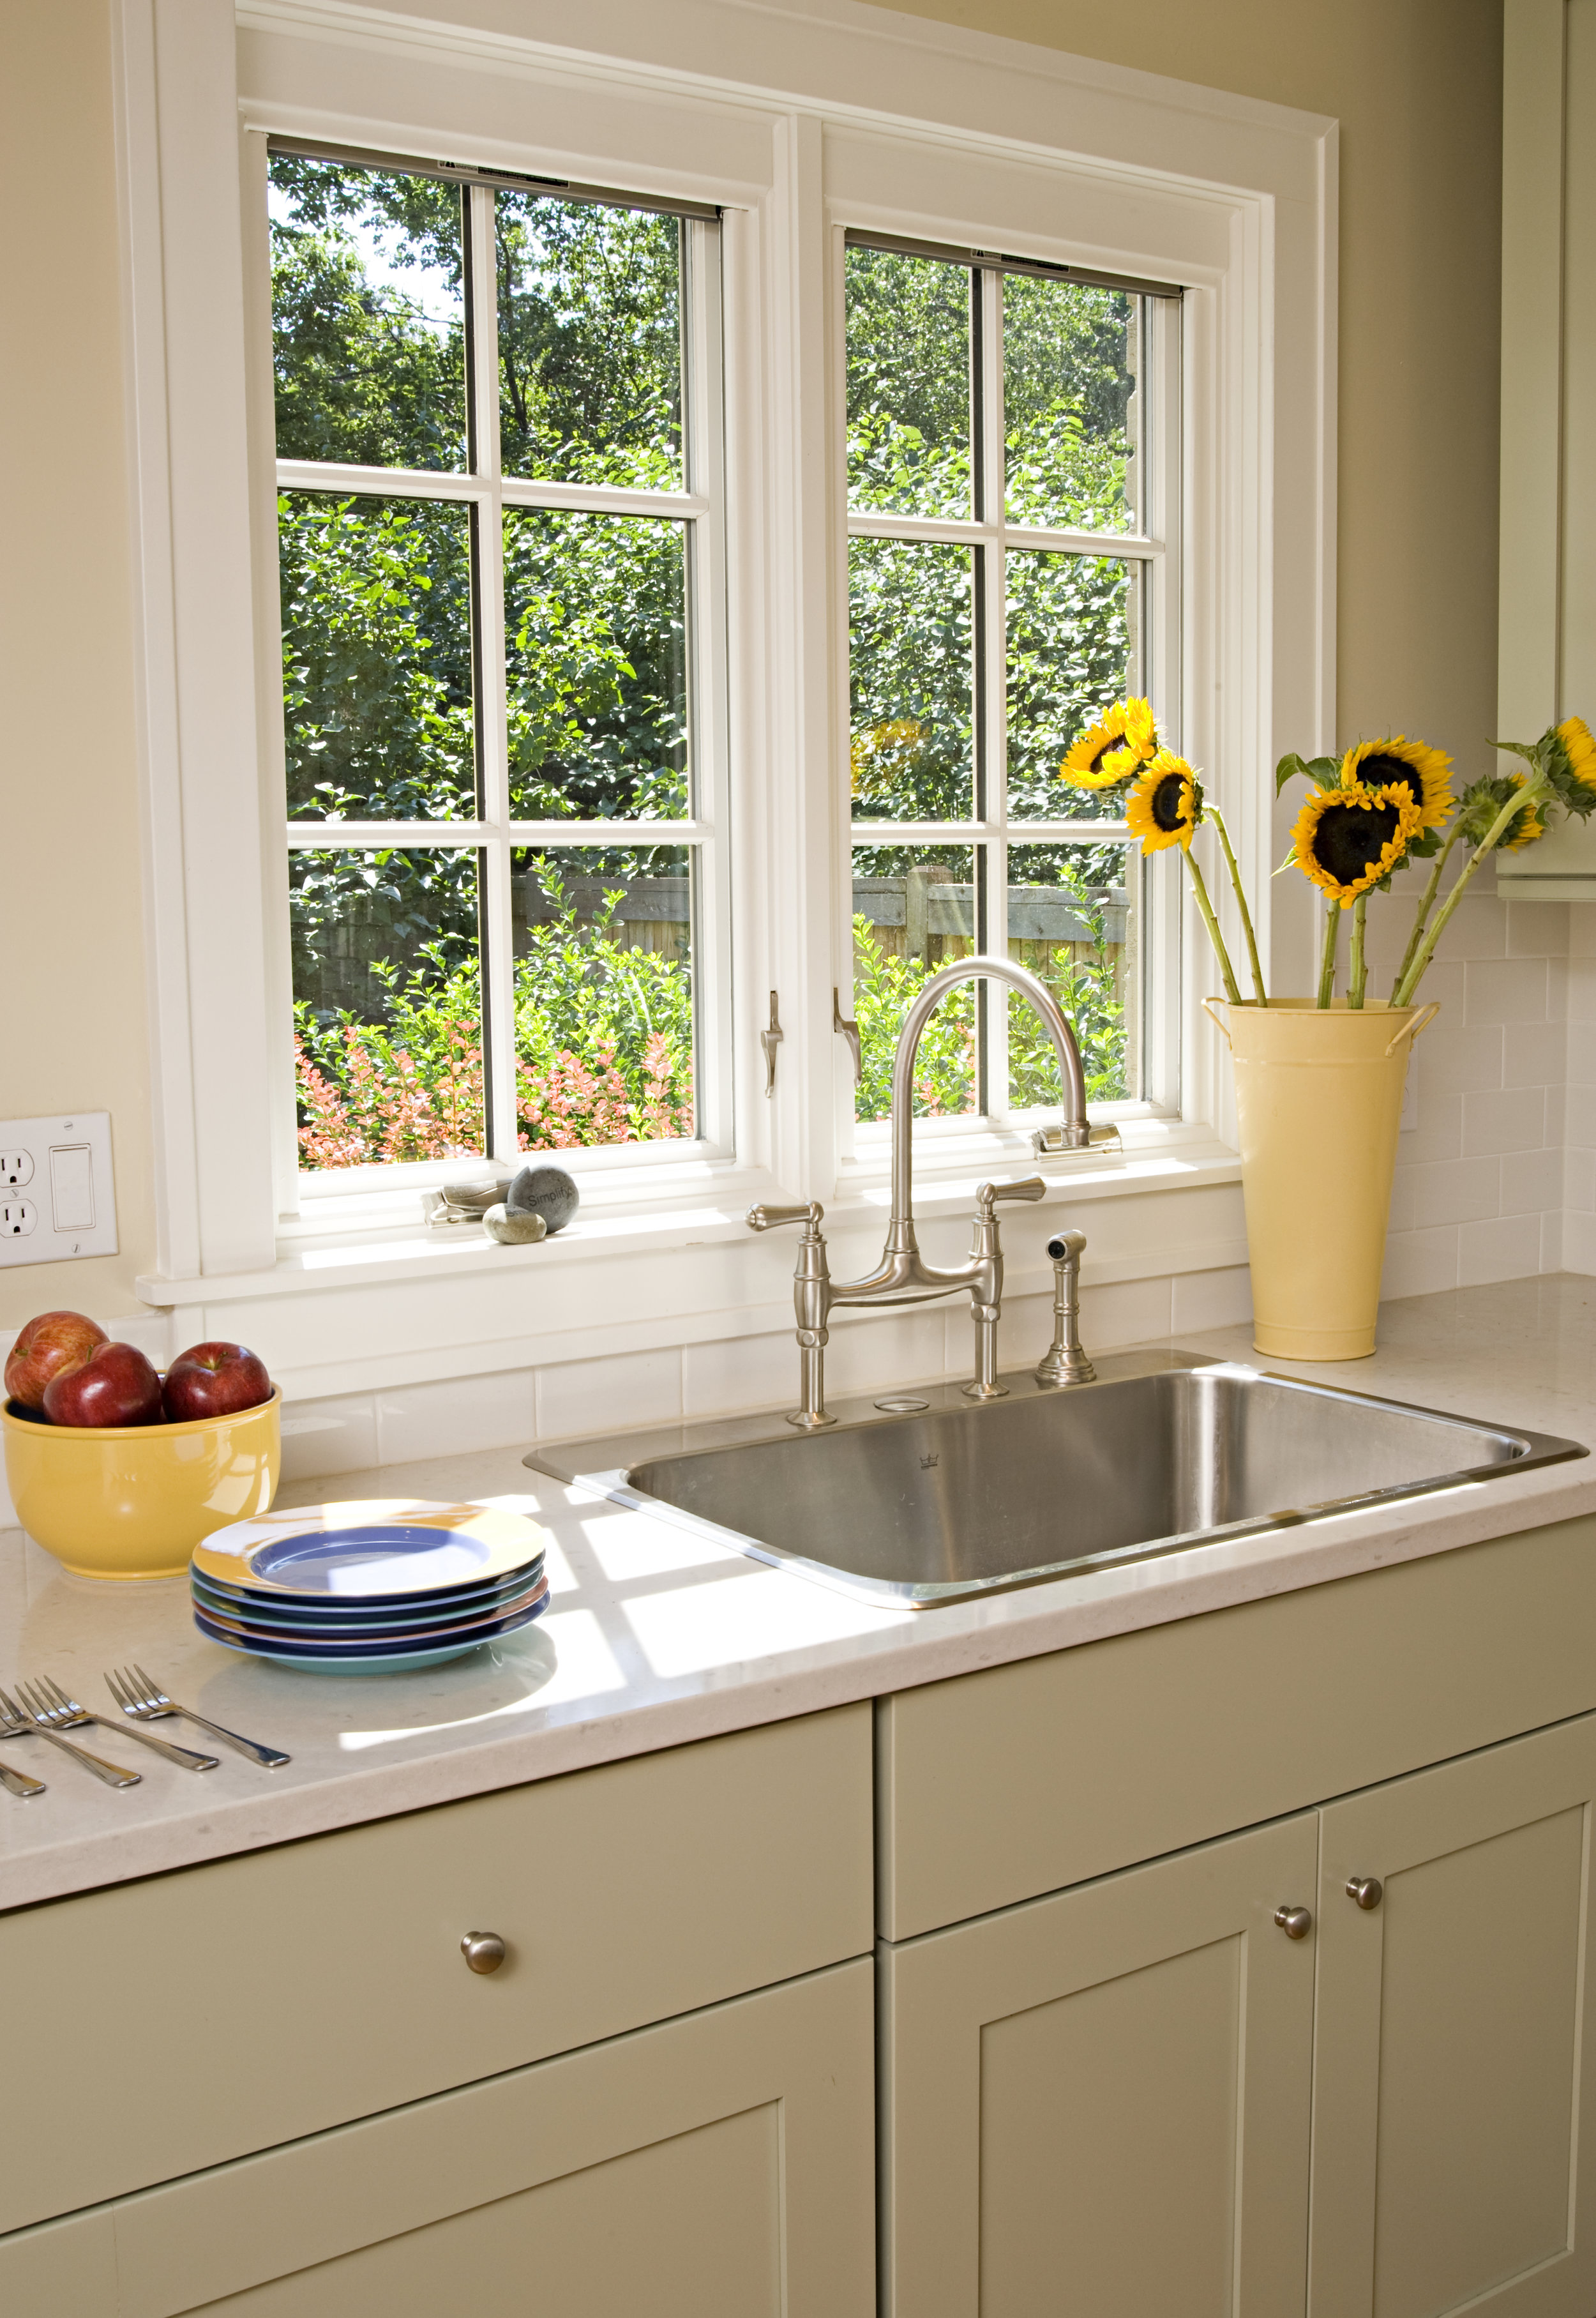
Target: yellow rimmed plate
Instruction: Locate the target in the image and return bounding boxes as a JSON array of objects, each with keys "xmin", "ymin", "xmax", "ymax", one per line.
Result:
[{"xmin": 192, "ymin": 1499, "xmax": 548, "ymax": 1603}]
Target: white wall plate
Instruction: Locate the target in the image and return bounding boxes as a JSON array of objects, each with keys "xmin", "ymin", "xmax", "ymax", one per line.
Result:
[{"xmin": 0, "ymin": 1112, "xmax": 118, "ymax": 1266}]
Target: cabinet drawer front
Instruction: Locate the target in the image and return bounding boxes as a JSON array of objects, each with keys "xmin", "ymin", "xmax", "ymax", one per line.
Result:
[
  {"xmin": 877, "ymin": 1516, "xmax": 1596, "ymax": 1937},
  {"xmin": 0, "ymin": 1959, "xmax": 876, "ymax": 2318},
  {"xmin": 1311, "ymin": 1713, "xmax": 1596, "ymax": 2318},
  {"xmin": 880, "ymin": 1814, "xmax": 1318, "ymax": 2318},
  {"xmin": 0, "ymin": 1703, "xmax": 871, "ymax": 2233}
]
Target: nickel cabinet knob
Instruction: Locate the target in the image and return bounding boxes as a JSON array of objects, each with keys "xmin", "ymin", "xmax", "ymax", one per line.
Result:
[
  {"xmin": 1346, "ymin": 1875, "xmax": 1384, "ymax": 1911},
  {"xmin": 461, "ymin": 1929, "xmax": 507, "ymax": 1974},
  {"xmin": 1274, "ymin": 1904, "xmax": 1313, "ymax": 1940}
]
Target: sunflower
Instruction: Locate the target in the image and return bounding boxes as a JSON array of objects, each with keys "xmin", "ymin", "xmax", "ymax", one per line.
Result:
[
  {"xmin": 1555, "ymin": 715, "xmax": 1596, "ymax": 797},
  {"xmin": 1339, "ymin": 735, "xmax": 1453, "ymax": 835},
  {"xmin": 1294, "ymin": 781, "xmax": 1422, "ymax": 906},
  {"xmin": 1062, "ymin": 697, "xmax": 1159, "ymax": 789},
  {"xmin": 1458, "ymin": 771, "xmax": 1546, "ymax": 851},
  {"xmin": 1126, "ymin": 749, "xmax": 1201, "ymax": 852}
]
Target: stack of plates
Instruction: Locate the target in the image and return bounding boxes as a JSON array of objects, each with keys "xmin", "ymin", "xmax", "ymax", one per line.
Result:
[{"xmin": 190, "ymin": 1500, "xmax": 551, "ymax": 1674}]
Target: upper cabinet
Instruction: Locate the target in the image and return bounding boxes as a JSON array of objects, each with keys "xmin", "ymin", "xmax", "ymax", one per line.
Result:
[{"xmin": 1498, "ymin": 0, "xmax": 1596, "ymax": 894}]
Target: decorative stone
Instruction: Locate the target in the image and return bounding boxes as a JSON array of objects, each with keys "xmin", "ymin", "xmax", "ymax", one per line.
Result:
[
  {"xmin": 483, "ymin": 1202, "xmax": 548, "ymax": 1245},
  {"xmin": 442, "ymin": 1174, "xmax": 512, "ymax": 1213},
  {"xmin": 506, "ymin": 1163, "xmax": 580, "ymax": 1234}
]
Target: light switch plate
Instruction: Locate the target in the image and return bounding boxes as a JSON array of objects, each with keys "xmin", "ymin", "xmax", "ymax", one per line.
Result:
[{"xmin": 0, "ymin": 1112, "xmax": 118, "ymax": 1266}]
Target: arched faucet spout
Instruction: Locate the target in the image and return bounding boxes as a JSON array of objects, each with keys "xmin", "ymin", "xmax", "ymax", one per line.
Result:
[{"xmin": 887, "ymin": 956, "xmax": 1090, "ymax": 1245}]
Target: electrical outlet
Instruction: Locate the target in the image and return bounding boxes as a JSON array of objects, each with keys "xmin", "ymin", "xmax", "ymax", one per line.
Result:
[{"xmin": 0, "ymin": 1113, "xmax": 117, "ymax": 1266}]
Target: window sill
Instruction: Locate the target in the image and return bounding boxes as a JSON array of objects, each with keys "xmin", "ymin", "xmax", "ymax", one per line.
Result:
[{"xmin": 135, "ymin": 1119, "xmax": 1240, "ymax": 1309}]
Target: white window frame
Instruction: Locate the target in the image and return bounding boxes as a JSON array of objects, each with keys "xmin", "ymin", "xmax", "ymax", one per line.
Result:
[
  {"xmin": 114, "ymin": 0, "xmax": 1334, "ymax": 1401},
  {"xmin": 252, "ymin": 144, "xmax": 735, "ymax": 1212},
  {"xmin": 836, "ymin": 232, "xmax": 1185, "ymax": 1165}
]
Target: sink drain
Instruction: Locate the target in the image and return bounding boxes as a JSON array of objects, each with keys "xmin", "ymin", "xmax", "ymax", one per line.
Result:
[{"xmin": 874, "ymin": 1395, "xmax": 930, "ymax": 1413}]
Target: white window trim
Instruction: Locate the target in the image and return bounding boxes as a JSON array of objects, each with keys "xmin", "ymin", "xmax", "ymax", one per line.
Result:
[{"xmin": 114, "ymin": 0, "xmax": 1334, "ymax": 1395}]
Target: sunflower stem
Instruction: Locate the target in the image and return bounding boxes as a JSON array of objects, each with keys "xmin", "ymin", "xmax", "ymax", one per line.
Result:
[
  {"xmin": 1208, "ymin": 806, "xmax": 1267, "ymax": 1004},
  {"xmin": 1184, "ymin": 845, "xmax": 1244, "ymax": 1004},
  {"xmin": 1316, "ymin": 898, "xmax": 1339, "ymax": 1008},
  {"xmin": 1391, "ymin": 777, "xmax": 1550, "ymax": 1007},
  {"xmin": 1348, "ymin": 892, "xmax": 1369, "ymax": 1009},
  {"xmin": 1390, "ymin": 823, "xmax": 1462, "ymax": 1002}
]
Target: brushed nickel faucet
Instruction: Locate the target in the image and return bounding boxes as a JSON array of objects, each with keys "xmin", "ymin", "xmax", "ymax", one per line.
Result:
[{"xmin": 748, "ymin": 956, "xmax": 1102, "ymax": 1427}]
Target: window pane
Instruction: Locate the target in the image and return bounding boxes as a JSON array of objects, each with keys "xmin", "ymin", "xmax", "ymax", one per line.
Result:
[
  {"xmin": 504, "ymin": 511, "xmax": 688, "ymax": 821},
  {"xmin": 269, "ymin": 155, "xmax": 467, "ymax": 473},
  {"xmin": 852, "ymin": 845, "xmax": 979, "ymax": 1122},
  {"xmin": 280, "ymin": 494, "xmax": 476, "ymax": 822},
  {"xmin": 290, "ymin": 847, "xmax": 485, "ymax": 1168},
  {"xmin": 1006, "ymin": 549, "xmax": 1137, "ymax": 821},
  {"xmin": 511, "ymin": 847, "xmax": 695, "ymax": 1147},
  {"xmin": 1005, "ymin": 277, "xmax": 1140, "ymax": 533},
  {"xmin": 1005, "ymin": 843, "xmax": 1137, "ymax": 1109},
  {"xmin": 850, "ymin": 540, "xmax": 974, "ymax": 822},
  {"xmin": 846, "ymin": 246, "xmax": 972, "ymax": 519},
  {"xmin": 496, "ymin": 195, "xmax": 682, "ymax": 490}
]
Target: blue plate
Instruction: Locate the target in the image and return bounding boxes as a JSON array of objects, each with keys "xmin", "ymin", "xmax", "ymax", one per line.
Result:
[
  {"xmin": 193, "ymin": 1501, "xmax": 548, "ymax": 1603},
  {"xmin": 190, "ymin": 1559, "xmax": 544, "ymax": 1633},
  {"xmin": 193, "ymin": 1573, "xmax": 548, "ymax": 1649},
  {"xmin": 192, "ymin": 1589, "xmax": 549, "ymax": 1673}
]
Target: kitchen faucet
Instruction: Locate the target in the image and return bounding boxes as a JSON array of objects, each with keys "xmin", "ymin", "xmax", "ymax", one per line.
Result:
[{"xmin": 748, "ymin": 956, "xmax": 1101, "ymax": 1426}]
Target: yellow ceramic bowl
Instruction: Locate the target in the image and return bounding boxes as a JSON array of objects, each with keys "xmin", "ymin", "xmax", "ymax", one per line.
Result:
[{"xmin": 1, "ymin": 1388, "xmax": 282, "ymax": 1579}]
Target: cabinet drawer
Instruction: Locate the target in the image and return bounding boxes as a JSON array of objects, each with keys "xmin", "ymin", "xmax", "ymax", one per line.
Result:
[
  {"xmin": 0, "ymin": 1702, "xmax": 872, "ymax": 2232},
  {"xmin": 0, "ymin": 1959, "xmax": 876, "ymax": 2318},
  {"xmin": 876, "ymin": 1516, "xmax": 1596, "ymax": 1938}
]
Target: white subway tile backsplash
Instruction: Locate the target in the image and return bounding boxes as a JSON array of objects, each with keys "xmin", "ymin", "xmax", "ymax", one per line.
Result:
[
  {"xmin": 1500, "ymin": 1144, "xmax": 1564, "ymax": 1216},
  {"xmin": 1398, "ymin": 1089, "xmax": 1464, "ymax": 1163},
  {"xmin": 1461, "ymin": 1087, "xmax": 1546, "ymax": 1156},
  {"xmin": 682, "ymin": 1330, "xmax": 796, "ymax": 1418},
  {"xmin": 1381, "ymin": 1225, "xmax": 1459, "ymax": 1300},
  {"xmin": 829, "ymin": 1303, "xmax": 947, "ymax": 1397},
  {"xmin": 375, "ymin": 1369, "xmax": 535, "ymax": 1466},
  {"xmin": 1412, "ymin": 1022, "xmax": 1503, "ymax": 1095},
  {"xmin": 1171, "ymin": 1265, "xmax": 1253, "ymax": 1333},
  {"xmin": 1458, "ymin": 1211, "xmax": 1544, "ymax": 1287},
  {"xmin": 1565, "ymin": 1211, "xmax": 1596, "ymax": 1273},
  {"xmin": 1543, "ymin": 1209, "xmax": 1565, "ymax": 1271},
  {"xmin": 1506, "ymin": 900, "xmax": 1571, "ymax": 958},
  {"xmin": 1563, "ymin": 1082, "xmax": 1596, "ymax": 1151},
  {"xmin": 278, "ymin": 1392, "xmax": 379, "ymax": 1481},
  {"xmin": 1431, "ymin": 896, "xmax": 1508, "ymax": 961},
  {"xmin": 536, "ymin": 1347, "xmax": 682, "ymax": 1443},
  {"xmin": 1503, "ymin": 1019, "xmax": 1570, "ymax": 1089},
  {"xmin": 1080, "ymin": 1273, "xmax": 1173, "ymax": 1349},
  {"xmin": 1399, "ymin": 1156, "xmax": 1500, "ymax": 1225},
  {"xmin": 1464, "ymin": 957, "xmax": 1548, "ymax": 1024}
]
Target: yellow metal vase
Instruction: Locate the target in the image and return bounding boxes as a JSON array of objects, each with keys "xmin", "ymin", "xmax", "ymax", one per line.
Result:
[{"xmin": 1210, "ymin": 999, "xmax": 1439, "ymax": 1361}]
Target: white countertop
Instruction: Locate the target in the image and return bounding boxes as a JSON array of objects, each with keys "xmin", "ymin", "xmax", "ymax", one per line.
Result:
[{"xmin": 4, "ymin": 1274, "xmax": 1596, "ymax": 1913}]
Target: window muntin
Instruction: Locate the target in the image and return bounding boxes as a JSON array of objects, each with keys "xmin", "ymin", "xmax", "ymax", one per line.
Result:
[
  {"xmin": 269, "ymin": 149, "xmax": 722, "ymax": 1177},
  {"xmin": 844, "ymin": 237, "xmax": 1178, "ymax": 1128}
]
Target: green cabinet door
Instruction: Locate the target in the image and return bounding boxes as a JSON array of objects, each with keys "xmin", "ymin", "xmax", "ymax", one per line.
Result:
[
  {"xmin": 1311, "ymin": 1711, "xmax": 1596, "ymax": 2318},
  {"xmin": 881, "ymin": 1812, "xmax": 1320, "ymax": 2317}
]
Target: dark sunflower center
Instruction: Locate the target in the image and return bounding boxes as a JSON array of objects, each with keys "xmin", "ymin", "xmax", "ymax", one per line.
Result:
[
  {"xmin": 1355, "ymin": 752, "xmax": 1419, "ymax": 806},
  {"xmin": 1150, "ymin": 772, "xmax": 1188, "ymax": 831},
  {"xmin": 1090, "ymin": 737, "xmax": 1120, "ymax": 774},
  {"xmin": 1311, "ymin": 799, "xmax": 1401, "ymax": 883}
]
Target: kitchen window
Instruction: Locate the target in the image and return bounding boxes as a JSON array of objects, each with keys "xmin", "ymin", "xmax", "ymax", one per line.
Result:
[
  {"xmin": 267, "ymin": 145, "xmax": 730, "ymax": 1183},
  {"xmin": 843, "ymin": 235, "xmax": 1184, "ymax": 1144}
]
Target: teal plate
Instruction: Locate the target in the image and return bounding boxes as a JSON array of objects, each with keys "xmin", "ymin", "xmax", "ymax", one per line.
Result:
[{"xmin": 192, "ymin": 1590, "xmax": 549, "ymax": 1673}]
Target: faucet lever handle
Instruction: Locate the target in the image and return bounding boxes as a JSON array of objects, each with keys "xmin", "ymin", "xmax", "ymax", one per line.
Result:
[
  {"xmin": 747, "ymin": 1201, "xmax": 824, "ymax": 1233},
  {"xmin": 975, "ymin": 1176, "xmax": 1046, "ymax": 1218}
]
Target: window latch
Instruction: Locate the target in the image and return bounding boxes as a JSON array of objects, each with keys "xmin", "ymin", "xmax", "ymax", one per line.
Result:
[
  {"xmin": 832, "ymin": 987, "xmax": 861, "ymax": 1082},
  {"xmin": 761, "ymin": 992, "xmax": 784, "ymax": 1098}
]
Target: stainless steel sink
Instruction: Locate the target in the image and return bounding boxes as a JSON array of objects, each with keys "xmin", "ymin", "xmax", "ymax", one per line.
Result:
[{"xmin": 527, "ymin": 1350, "xmax": 1586, "ymax": 1609}]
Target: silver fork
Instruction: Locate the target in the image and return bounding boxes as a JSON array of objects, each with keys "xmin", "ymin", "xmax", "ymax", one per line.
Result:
[
  {"xmin": 22, "ymin": 1678, "xmax": 218, "ymax": 1771},
  {"xmin": 0, "ymin": 1683, "xmax": 140, "ymax": 1788},
  {"xmin": 105, "ymin": 1664, "xmax": 290, "ymax": 1768}
]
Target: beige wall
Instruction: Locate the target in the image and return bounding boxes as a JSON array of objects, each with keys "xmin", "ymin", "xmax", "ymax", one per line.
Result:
[
  {"xmin": 0, "ymin": 0, "xmax": 1504, "ymax": 1331},
  {"xmin": 898, "ymin": 0, "xmax": 1505, "ymax": 764},
  {"xmin": 1, "ymin": 0, "xmax": 155, "ymax": 1326}
]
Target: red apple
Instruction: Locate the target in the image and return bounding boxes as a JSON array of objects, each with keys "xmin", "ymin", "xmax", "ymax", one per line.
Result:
[
  {"xmin": 163, "ymin": 1340, "xmax": 273, "ymax": 1422},
  {"xmin": 4, "ymin": 1310, "xmax": 107, "ymax": 1411},
  {"xmin": 43, "ymin": 1340, "xmax": 163, "ymax": 1428}
]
